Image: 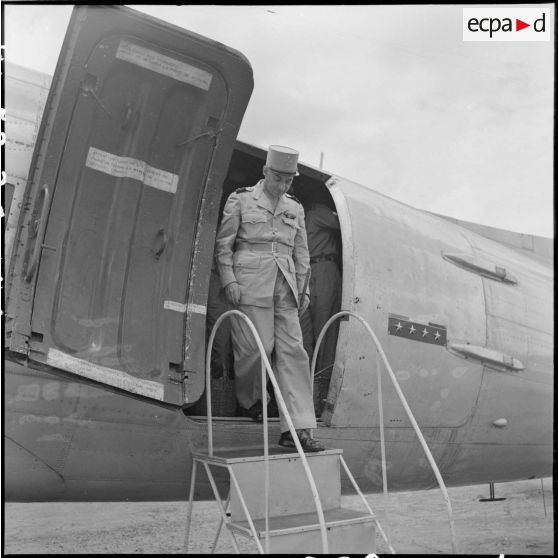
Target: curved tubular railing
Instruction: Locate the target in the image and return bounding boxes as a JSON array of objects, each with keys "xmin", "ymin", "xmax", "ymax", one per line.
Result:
[
  {"xmin": 311, "ymin": 310, "xmax": 458, "ymax": 554},
  {"xmin": 206, "ymin": 309, "xmax": 329, "ymax": 554}
]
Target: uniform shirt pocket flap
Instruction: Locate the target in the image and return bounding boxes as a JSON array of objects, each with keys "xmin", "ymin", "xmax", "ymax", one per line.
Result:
[
  {"xmin": 242, "ymin": 212, "xmax": 267, "ymax": 225},
  {"xmin": 281, "ymin": 216, "xmax": 299, "ymax": 228}
]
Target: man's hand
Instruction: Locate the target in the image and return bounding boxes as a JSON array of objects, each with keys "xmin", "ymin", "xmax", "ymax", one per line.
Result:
[
  {"xmin": 224, "ymin": 282, "xmax": 241, "ymax": 306},
  {"xmin": 299, "ymin": 292, "xmax": 310, "ymax": 314}
]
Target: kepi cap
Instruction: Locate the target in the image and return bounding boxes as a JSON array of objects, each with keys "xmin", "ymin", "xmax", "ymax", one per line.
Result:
[{"xmin": 266, "ymin": 145, "xmax": 299, "ymax": 176}]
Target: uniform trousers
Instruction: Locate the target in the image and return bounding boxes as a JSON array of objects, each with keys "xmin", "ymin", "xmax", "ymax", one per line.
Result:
[
  {"xmin": 300, "ymin": 260, "xmax": 342, "ymax": 409},
  {"xmin": 231, "ymin": 272, "xmax": 317, "ymax": 433}
]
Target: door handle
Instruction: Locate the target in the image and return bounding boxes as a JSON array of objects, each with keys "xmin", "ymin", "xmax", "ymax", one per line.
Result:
[
  {"xmin": 153, "ymin": 228, "xmax": 168, "ymax": 260},
  {"xmin": 25, "ymin": 185, "xmax": 51, "ymax": 282},
  {"xmin": 448, "ymin": 342, "xmax": 525, "ymax": 372}
]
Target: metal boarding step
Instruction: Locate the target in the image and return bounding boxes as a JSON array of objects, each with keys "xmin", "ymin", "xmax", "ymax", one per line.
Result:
[
  {"xmin": 184, "ymin": 309, "xmax": 397, "ymax": 553},
  {"xmin": 187, "ymin": 446, "xmax": 376, "ymax": 554},
  {"xmin": 185, "ymin": 308, "xmax": 458, "ymax": 553},
  {"xmin": 228, "ymin": 507, "xmax": 376, "ymax": 554}
]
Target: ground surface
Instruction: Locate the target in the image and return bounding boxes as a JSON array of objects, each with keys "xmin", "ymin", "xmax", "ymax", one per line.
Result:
[{"xmin": 3, "ymin": 478, "xmax": 553, "ymax": 554}]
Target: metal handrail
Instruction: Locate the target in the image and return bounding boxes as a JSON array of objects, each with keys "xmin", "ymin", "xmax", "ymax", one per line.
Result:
[
  {"xmin": 205, "ymin": 309, "xmax": 329, "ymax": 554},
  {"xmin": 311, "ymin": 310, "xmax": 458, "ymax": 554},
  {"xmin": 338, "ymin": 454, "xmax": 395, "ymax": 554}
]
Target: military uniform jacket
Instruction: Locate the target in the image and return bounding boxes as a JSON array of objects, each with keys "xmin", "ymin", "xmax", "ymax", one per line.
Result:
[
  {"xmin": 215, "ymin": 181, "xmax": 310, "ymax": 308},
  {"xmin": 305, "ymin": 202, "xmax": 340, "ymax": 258}
]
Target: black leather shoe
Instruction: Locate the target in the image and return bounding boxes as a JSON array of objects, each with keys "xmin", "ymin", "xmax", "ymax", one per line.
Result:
[
  {"xmin": 246, "ymin": 401, "xmax": 263, "ymax": 422},
  {"xmin": 278, "ymin": 429, "xmax": 326, "ymax": 452}
]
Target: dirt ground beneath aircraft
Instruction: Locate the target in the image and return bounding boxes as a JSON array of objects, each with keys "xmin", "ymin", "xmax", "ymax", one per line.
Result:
[{"xmin": 4, "ymin": 478, "xmax": 553, "ymax": 554}]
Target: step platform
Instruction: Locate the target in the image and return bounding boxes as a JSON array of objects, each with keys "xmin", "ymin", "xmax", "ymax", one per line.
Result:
[
  {"xmin": 194, "ymin": 446, "xmax": 342, "ymax": 520},
  {"xmin": 227, "ymin": 507, "xmax": 376, "ymax": 554},
  {"xmin": 192, "ymin": 446, "xmax": 376, "ymax": 553}
]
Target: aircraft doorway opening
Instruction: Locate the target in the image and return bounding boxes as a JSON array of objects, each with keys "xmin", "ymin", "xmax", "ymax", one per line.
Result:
[{"xmin": 184, "ymin": 141, "xmax": 342, "ymax": 422}]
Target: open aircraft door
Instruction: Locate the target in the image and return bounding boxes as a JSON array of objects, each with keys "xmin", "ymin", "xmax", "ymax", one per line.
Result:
[{"xmin": 5, "ymin": 6, "xmax": 253, "ymax": 407}]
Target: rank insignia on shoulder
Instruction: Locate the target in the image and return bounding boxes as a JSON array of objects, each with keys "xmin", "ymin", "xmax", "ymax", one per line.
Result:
[{"xmin": 235, "ymin": 186, "xmax": 253, "ymax": 194}]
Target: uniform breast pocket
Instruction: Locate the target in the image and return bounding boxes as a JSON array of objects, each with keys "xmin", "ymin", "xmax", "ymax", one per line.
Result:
[
  {"xmin": 242, "ymin": 212, "xmax": 268, "ymax": 227},
  {"xmin": 280, "ymin": 215, "xmax": 299, "ymax": 244}
]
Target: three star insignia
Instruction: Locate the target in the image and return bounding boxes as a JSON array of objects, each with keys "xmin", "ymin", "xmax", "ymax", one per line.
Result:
[{"xmin": 388, "ymin": 315, "xmax": 447, "ymax": 346}]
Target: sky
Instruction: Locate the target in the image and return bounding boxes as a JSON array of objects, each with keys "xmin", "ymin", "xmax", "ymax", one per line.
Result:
[{"xmin": 2, "ymin": 4, "xmax": 554, "ymax": 237}]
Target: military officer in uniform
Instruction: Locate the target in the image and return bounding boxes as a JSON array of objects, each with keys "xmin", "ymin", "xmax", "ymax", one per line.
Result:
[
  {"xmin": 214, "ymin": 145, "xmax": 324, "ymax": 452},
  {"xmin": 299, "ymin": 201, "xmax": 342, "ymax": 413}
]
